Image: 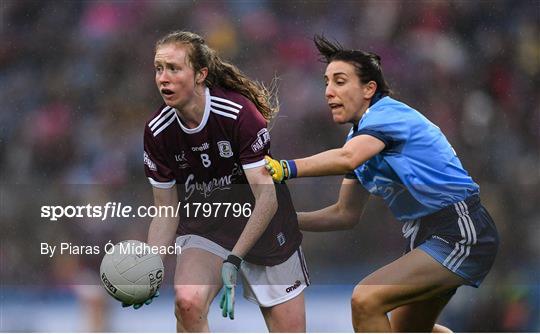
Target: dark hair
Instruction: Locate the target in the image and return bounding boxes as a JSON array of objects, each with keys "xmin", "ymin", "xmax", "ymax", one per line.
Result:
[
  {"xmin": 156, "ymin": 31, "xmax": 277, "ymax": 121},
  {"xmin": 313, "ymin": 35, "xmax": 391, "ymax": 95}
]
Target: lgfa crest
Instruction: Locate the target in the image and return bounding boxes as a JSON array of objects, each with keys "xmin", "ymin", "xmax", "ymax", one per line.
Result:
[{"xmin": 217, "ymin": 141, "xmax": 233, "ymax": 158}]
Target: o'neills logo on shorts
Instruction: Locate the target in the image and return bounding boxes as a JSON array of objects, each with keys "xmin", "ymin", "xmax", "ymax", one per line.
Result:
[
  {"xmin": 432, "ymin": 235, "xmax": 449, "ymax": 244},
  {"xmin": 286, "ymin": 280, "xmax": 301, "ymax": 293},
  {"xmin": 101, "ymin": 273, "xmax": 117, "ymax": 294}
]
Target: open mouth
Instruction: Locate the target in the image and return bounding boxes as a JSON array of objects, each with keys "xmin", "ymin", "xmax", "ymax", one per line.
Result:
[
  {"xmin": 161, "ymin": 88, "xmax": 174, "ymax": 96},
  {"xmin": 329, "ymin": 103, "xmax": 343, "ymax": 111}
]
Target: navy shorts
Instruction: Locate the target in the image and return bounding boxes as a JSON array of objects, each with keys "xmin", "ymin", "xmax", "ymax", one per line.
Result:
[{"xmin": 402, "ymin": 195, "xmax": 499, "ymax": 287}]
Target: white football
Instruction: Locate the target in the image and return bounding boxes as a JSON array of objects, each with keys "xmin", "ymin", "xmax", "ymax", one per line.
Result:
[{"xmin": 100, "ymin": 240, "xmax": 164, "ymax": 304}]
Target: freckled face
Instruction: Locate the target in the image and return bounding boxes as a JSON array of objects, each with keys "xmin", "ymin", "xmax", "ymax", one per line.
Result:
[
  {"xmin": 324, "ymin": 61, "xmax": 368, "ymax": 124},
  {"xmin": 154, "ymin": 44, "xmax": 198, "ymax": 110}
]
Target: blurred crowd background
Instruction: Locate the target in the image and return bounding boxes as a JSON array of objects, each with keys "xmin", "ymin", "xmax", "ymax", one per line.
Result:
[{"xmin": 1, "ymin": 0, "xmax": 539, "ymax": 332}]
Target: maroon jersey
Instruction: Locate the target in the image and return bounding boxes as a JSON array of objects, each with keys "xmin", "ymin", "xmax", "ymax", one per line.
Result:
[{"xmin": 144, "ymin": 87, "xmax": 302, "ymax": 265}]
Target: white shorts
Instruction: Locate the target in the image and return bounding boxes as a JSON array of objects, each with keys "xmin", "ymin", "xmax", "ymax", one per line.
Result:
[{"xmin": 176, "ymin": 234, "xmax": 310, "ymax": 307}]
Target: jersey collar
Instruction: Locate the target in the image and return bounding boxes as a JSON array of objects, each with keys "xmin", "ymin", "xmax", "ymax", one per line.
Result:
[
  {"xmin": 370, "ymin": 92, "xmax": 387, "ymax": 107},
  {"xmin": 175, "ymin": 87, "xmax": 211, "ymax": 134},
  {"xmin": 356, "ymin": 94, "xmax": 388, "ymax": 128}
]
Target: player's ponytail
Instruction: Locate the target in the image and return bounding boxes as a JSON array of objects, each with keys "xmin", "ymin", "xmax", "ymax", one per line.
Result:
[
  {"xmin": 156, "ymin": 31, "xmax": 278, "ymax": 121},
  {"xmin": 205, "ymin": 49, "xmax": 278, "ymax": 122}
]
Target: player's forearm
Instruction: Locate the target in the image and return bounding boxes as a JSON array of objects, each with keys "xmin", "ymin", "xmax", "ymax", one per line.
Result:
[
  {"xmin": 148, "ymin": 187, "xmax": 179, "ymax": 259},
  {"xmin": 231, "ymin": 190, "xmax": 277, "ymax": 258},
  {"xmin": 295, "ymin": 148, "xmax": 356, "ymax": 177},
  {"xmin": 298, "ymin": 204, "xmax": 358, "ymax": 232},
  {"xmin": 147, "ymin": 216, "xmax": 179, "ymax": 260}
]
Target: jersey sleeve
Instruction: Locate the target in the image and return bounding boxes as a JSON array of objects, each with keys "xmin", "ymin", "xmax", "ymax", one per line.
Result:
[
  {"xmin": 235, "ymin": 102, "xmax": 270, "ymax": 170},
  {"xmin": 143, "ymin": 125, "xmax": 176, "ymax": 188},
  {"xmin": 354, "ymin": 108, "xmax": 409, "ymax": 151}
]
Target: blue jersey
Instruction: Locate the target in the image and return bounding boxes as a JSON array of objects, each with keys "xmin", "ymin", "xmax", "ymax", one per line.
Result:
[{"xmin": 347, "ymin": 96, "xmax": 479, "ymax": 221}]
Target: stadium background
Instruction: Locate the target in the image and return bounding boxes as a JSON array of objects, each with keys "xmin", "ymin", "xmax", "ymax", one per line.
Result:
[{"xmin": 1, "ymin": 0, "xmax": 539, "ymax": 332}]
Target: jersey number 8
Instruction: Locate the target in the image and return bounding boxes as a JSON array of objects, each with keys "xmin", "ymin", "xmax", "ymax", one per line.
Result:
[{"xmin": 200, "ymin": 153, "xmax": 211, "ymax": 168}]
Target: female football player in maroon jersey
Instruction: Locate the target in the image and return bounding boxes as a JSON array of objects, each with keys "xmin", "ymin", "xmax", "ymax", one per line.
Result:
[{"xmin": 134, "ymin": 31, "xmax": 308, "ymax": 332}]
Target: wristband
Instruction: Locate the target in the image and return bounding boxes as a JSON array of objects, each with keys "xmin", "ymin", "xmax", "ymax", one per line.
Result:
[
  {"xmin": 224, "ymin": 254, "xmax": 243, "ymax": 270},
  {"xmin": 284, "ymin": 160, "xmax": 297, "ymax": 179}
]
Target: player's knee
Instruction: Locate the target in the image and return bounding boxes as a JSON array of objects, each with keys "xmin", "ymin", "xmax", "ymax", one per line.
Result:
[
  {"xmin": 351, "ymin": 284, "xmax": 386, "ymax": 317},
  {"xmin": 174, "ymin": 286, "xmax": 207, "ymax": 323}
]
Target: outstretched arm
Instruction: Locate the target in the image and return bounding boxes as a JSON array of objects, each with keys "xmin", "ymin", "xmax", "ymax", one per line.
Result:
[
  {"xmin": 266, "ymin": 134, "xmax": 385, "ymax": 181},
  {"xmin": 298, "ymin": 178, "xmax": 369, "ymax": 231},
  {"xmin": 296, "ymin": 134, "xmax": 384, "ymax": 177}
]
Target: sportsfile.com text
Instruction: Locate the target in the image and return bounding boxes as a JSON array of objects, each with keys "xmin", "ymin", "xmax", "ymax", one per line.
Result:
[{"xmin": 40, "ymin": 202, "xmax": 252, "ymax": 221}]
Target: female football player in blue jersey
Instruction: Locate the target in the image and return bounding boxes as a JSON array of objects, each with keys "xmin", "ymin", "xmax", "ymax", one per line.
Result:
[
  {"xmin": 266, "ymin": 35, "xmax": 499, "ymax": 332},
  {"xmin": 128, "ymin": 31, "xmax": 309, "ymax": 332}
]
